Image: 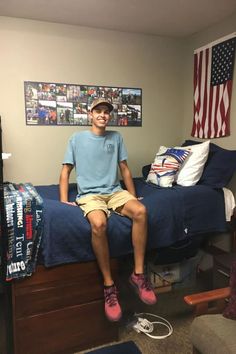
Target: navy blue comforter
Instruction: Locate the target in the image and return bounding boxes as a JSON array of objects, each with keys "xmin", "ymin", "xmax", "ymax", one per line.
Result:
[{"xmin": 36, "ymin": 178, "xmax": 228, "ymax": 267}]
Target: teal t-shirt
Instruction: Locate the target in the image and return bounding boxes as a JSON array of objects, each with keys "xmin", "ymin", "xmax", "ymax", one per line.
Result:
[{"xmin": 63, "ymin": 130, "xmax": 128, "ymax": 198}]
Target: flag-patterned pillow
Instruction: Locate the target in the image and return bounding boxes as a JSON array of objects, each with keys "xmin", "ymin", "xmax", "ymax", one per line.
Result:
[{"xmin": 146, "ymin": 146, "xmax": 191, "ymax": 187}]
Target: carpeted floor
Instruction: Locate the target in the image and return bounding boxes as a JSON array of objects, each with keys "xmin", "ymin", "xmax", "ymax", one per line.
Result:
[
  {"xmin": 76, "ymin": 258, "xmax": 212, "ymax": 354},
  {"xmin": 118, "ymin": 289, "xmax": 195, "ymax": 354}
]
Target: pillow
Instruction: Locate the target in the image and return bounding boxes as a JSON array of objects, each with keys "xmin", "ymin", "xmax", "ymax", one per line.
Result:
[
  {"xmin": 146, "ymin": 146, "xmax": 190, "ymax": 187},
  {"xmin": 181, "ymin": 139, "xmax": 202, "ymax": 147},
  {"xmin": 223, "ymin": 261, "xmax": 236, "ymax": 320},
  {"xmin": 182, "ymin": 140, "xmax": 236, "ymax": 188},
  {"xmin": 176, "ymin": 140, "xmax": 210, "ymax": 186},
  {"xmin": 200, "ymin": 149, "xmax": 236, "ymax": 188}
]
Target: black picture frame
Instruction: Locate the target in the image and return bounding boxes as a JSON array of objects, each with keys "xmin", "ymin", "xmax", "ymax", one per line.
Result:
[{"xmin": 24, "ymin": 81, "xmax": 142, "ymax": 127}]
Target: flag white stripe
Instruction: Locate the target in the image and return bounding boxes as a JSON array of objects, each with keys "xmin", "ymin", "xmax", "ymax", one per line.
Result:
[
  {"xmin": 216, "ymin": 84, "xmax": 224, "ymax": 137},
  {"xmin": 221, "ymin": 83, "xmax": 229, "ymax": 136},
  {"xmin": 210, "ymin": 87, "xmax": 216, "ymax": 138},
  {"xmin": 223, "ymin": 83, "xmax": 229, "ymax": 116}
]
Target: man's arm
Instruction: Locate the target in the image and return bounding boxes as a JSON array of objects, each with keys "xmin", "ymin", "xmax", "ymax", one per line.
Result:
[
  {"xmin": 59, "ymin": 164, "xmax": 74, "ymax": 203},
  {"xmin": 119, "ymin": 160, "xmax": 136, "ymax": 197}
]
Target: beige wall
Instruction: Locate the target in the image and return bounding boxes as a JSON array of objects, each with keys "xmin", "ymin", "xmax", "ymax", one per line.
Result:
[{"xmin": 0, "ymin": 16, "xmax": 184, "ymax": 185}]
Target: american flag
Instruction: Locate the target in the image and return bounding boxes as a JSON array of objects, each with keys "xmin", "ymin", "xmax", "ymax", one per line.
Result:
[{"xmin": 192, "ymin": 36, "xmax": 236, "ymax": 138}]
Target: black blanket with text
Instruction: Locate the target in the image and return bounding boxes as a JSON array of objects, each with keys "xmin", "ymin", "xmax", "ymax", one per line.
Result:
[{"xmin": 4, "ymin": 182, "xmax": 43, "ymax": 280}]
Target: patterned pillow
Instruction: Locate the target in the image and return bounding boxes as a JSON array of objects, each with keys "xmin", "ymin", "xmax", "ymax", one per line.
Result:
[
  {"xmin": 146, "ymin": 146, "xmax": 191, "ymax": 187},
  {"xmin": 223, "ymin": 261, "xmax": 236, "ymax": 320}
]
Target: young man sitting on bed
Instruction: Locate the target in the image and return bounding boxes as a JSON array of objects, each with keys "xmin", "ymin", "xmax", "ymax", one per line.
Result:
[{"xmin": 59, "ymin": 97, "xmax": 157, "ymax": 322}]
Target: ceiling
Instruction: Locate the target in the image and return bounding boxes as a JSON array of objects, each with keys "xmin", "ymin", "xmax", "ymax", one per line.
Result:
[{"xmin": 0, "ymin": 0, "xmax": 236, "ymax": 38}]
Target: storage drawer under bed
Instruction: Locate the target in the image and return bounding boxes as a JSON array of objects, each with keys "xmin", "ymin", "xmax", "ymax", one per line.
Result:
[{"xmin": 12, "ymin": 259, "xmax": 119, "ymax": 354}]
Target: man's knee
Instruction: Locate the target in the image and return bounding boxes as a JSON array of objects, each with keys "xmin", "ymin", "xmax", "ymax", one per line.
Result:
[
  {"xmin": 90, "ymin": 218, "xmax": 107, "ymax": 235},
  {"xmin": 132, "ymin": 203, "xmax": 147, "ymax": 221}
]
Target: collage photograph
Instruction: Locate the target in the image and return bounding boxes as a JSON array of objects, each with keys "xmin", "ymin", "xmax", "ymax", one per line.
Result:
[{"xmin": 25, "ymin": 82, "xmax": 142, "ymax": 126}]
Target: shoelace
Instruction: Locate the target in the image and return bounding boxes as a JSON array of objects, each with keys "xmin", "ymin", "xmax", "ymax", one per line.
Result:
[
  {"xmin": 135, "ymin": 275, "xmax": 152, "ymax": 291},
  {"xmin": 104, "ymin": 287, "xmax": 118, "ymax": 307}
]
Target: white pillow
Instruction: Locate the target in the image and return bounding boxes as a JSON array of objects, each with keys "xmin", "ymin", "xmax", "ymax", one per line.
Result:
[
  {"xmin": 146, "ymin": 146, "xmax": 191, "ymax": 187},
  {"xmin": 176, "ymin": 140, "xmax": 210, "ymax": 186}
]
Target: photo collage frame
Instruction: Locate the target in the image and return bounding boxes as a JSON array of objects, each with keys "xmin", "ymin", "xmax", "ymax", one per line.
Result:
[{"xmin": 24, "ymin": 81, "xmax": 142, "ymax": 127}]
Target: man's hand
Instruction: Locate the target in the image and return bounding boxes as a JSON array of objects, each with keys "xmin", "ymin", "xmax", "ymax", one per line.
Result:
[{"xmin": 62, "ymin": 201, "xmax": 77, "ymax": 206}]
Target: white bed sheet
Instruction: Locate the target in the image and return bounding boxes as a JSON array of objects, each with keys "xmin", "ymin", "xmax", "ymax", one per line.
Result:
[{"xmin": 223, "ymin": 187, "xmax": 236, "ymax": 221}]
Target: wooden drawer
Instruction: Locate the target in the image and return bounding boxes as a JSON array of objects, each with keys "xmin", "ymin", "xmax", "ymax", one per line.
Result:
[
  {"xmin": 14, "ymin": 299, "xmax": 118, "ymax": 354},
  {"xmin": 12, "ymin": 259, "xmax": 119, "ymax": 354},
  {"xmin": 12, "ymin": 260, "xmax": 118, "ymax": 318}
]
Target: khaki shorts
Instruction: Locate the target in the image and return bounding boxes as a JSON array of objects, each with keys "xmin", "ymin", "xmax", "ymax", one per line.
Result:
[{"xmin": 76, "ymin": 190, "xmax": 136, "ymax": 217}]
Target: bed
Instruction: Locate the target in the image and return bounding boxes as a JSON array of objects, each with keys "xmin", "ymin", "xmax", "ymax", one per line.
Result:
[
  {"xmin": 36, "ymin": 179, "xmax": 232, "ymax": 268},
  {"xmin": 1, "ymin": 117, "xmax": 236, "ymax": 353},
  {"xmin": 4, "ymin": 182, "xmax": 236, "ymax": 354}
]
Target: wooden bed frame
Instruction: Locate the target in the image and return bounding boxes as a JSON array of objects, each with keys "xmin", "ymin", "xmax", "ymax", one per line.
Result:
[{"xmin": 1, "ymin": 116, "xmax": 236, "ymax": 354}]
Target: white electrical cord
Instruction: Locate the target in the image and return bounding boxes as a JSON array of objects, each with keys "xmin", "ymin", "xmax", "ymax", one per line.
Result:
[{"xmin": 132, "ymin": 312, "xmax": 173, "ymax": 339}]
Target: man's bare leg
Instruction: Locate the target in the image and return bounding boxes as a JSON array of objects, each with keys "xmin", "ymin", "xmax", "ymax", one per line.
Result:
[
  {"xmin": 120, "ymin": 199, "xmax": 147, "ymax": 274},
  {"xmin": 120, "ymin": 199, "xmax": 157, "ymax": 305},
  {"xmin": 87, "ymin": 210, "xmax": 113, "ymax": 286},
  {"xmin": 87, "ymin": 209, "xmax": 122, "ymax": 321}
]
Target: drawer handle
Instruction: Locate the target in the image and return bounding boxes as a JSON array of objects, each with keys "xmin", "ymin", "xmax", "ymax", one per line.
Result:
[{"xmin": 216, "ymin": 269, "xmax": 230, "ymax": 278}]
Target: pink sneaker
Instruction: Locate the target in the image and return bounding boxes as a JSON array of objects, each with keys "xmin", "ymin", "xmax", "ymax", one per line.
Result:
[
  {"xmin": 104, "ymin": 285, "xmax": 122, "ymax": 322},
  {"xmin": 130, "ymin": 272, "xmax": 157, "ymax": 305}
]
